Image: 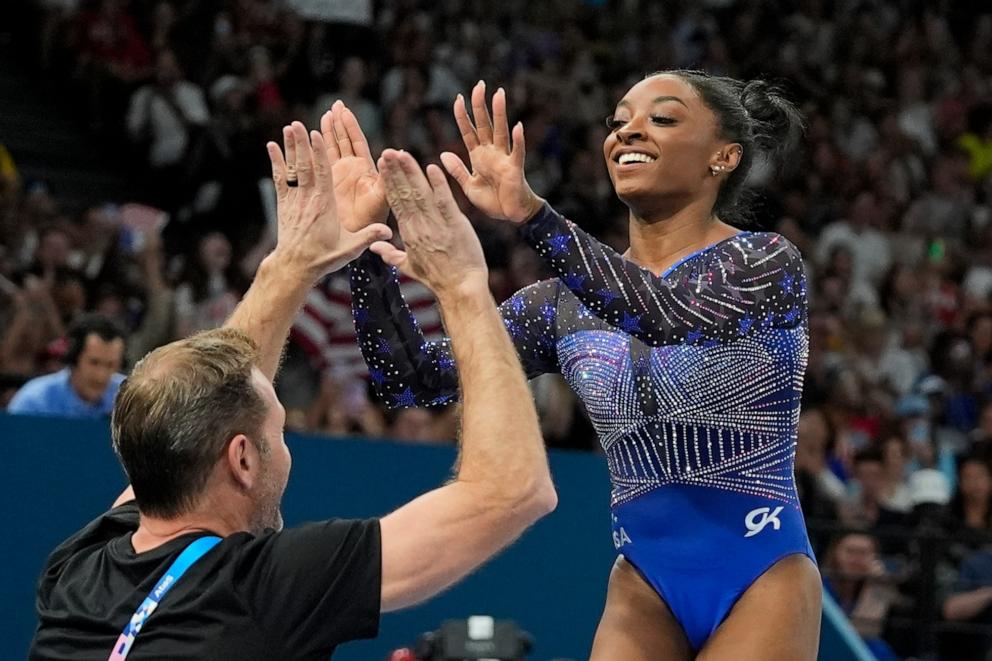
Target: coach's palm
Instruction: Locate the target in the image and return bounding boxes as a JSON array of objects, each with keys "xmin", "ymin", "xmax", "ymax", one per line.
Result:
[{"xmin": 370, "ymin": 149, "xmax": 487, "ymax": 296}]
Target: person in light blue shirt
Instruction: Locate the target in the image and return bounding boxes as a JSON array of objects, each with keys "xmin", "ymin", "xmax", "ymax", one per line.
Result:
[{"xmin": 7, "ymin": 314, "xmax": 126, "ymax": 418}]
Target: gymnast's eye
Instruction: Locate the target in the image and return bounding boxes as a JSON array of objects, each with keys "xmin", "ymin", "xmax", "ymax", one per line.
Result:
[
  {"xmin": 605, "ymin": 116, "xmax": 628, "ymax": 131},
  {"xmin": 651, "ymin": 115, "xmax": 677, "ymax": 125}
]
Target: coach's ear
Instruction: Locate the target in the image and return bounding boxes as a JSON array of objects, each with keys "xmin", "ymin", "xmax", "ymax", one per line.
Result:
[{"xmin": 226, "ymin": 434, "xmax": 259, "ymax": 491}]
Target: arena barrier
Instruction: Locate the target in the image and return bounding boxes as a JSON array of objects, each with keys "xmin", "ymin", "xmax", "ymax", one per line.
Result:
[{"xmin": 1, "ymin": 413, "xmax": 870, "ymax": 660}]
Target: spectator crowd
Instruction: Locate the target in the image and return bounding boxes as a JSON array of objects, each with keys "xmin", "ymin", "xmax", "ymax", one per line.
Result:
[{"xmin": 3, "ymin": 0, "xmax": 992, "ymax": 658}]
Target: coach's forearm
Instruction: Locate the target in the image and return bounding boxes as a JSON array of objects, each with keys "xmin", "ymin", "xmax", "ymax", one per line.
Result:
[
  {"xmin": 438, "ymin": 279, "xmax": 556, "ymax": 517},
  {"xmin": 225, "ymin": 253, "xmax": 313, "ymax": 381}
]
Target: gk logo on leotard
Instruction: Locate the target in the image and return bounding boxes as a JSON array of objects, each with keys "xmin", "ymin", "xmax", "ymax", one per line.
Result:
[{"xmin": 744, "ymin": 506, "xmax": 784, "ymax": 538}]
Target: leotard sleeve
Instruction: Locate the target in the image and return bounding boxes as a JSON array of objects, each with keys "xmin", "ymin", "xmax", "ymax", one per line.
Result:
[
  {"xmin": 518, "ymin": 204, "xmax": 807, "ymax": 347},
  {"xmin": 349, "ymin": 251, "xmax": 561, "ymax": 408}
]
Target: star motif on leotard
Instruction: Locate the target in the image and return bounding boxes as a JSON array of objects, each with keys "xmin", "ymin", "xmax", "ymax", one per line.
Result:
[
  {"xmin": 547, "ymin": 234, "xmax": 573, "ymax": 256},
  {"xmin": 540, "ymin": 301, "xmax": 556, "ymax": 325},
  {"xmin": 597, "ymin": 288, "xmax": 620, "ymax": 306},
  {"xmin": 508, "ymin": 296, "xmax": 526, "ymax": 315},
  {"xmin": 738, "ymin": 315, "xmax": 755, "ymax": 335},
  {"xmin": 376, "ymin": 338, "xmax": 393, "ymax": 355},
  {"xmin": 778, "ymin": 273, "xmax": 795, "ymax": 292},
  {"xmin": 436, "ymin": 353, "xmax": 455, "ymax": 371},
  {"xmin": 784, "ymin": 307, "xmax": 800, "ymax": 324},
  {"xmin": 503, "ymin": 318, "xmax": 524, "ymax": 339},
  {"xmin": 369, "ymin": 368, "xmax": 387, "ymax": 386},
  {"xmin": 686, "ymin": 329, "xmax": 703, "ymax": 344},
  {"xmin": 620, "ymin": 312, "xmax": 643, "ymax": 334},
  {"xmin": 562, "ymin": 273, "xmax": 588, "ymax": 291},
  {"xmin": 353, "ymin": 307, "xmax": 370, "ymax": 326},
  {"xmin": 392, "ymin": 387, "xmax": 417, "ymax": 407},
  {"xmin": 537, "ymin": 333, "xmax": 556, "ymax": 352}
]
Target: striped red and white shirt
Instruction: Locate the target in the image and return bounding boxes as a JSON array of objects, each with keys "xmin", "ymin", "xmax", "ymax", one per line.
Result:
[{"xmin": 291, "ymin": 270, "xmax": 443, "ymax": 381}]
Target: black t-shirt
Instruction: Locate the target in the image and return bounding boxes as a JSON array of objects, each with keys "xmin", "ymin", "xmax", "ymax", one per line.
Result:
[{"xmin": 29, "ymin": 502, "xmax": 381, "ymax": 660}]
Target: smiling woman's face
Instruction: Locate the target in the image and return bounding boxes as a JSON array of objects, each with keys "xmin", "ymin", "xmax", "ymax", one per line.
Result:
[{"xmin": 602, "ymin": 74, "xmax": 729, "ymax": 214}]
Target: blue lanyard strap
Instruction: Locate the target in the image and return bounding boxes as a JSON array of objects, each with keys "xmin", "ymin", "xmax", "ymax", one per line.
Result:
[{"xmin": 109, "ymin": 535, "xmax": 222, "ymax": 661}]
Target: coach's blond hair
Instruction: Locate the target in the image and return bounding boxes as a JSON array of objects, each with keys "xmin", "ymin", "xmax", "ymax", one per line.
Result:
[{"xmin": 111, "ymin": 328, "xmax": 268, "ymax": 517}]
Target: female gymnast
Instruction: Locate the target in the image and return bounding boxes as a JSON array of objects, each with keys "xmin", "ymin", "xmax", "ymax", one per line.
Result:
[{"xmin": 326, "ymin": 71, "xmax": 822, "ymax": 659}]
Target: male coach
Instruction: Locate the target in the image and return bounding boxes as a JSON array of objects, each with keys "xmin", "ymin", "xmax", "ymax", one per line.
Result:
[{"xmin": 29, "ymin": 122, "xmax": 556, "ymax": 659}]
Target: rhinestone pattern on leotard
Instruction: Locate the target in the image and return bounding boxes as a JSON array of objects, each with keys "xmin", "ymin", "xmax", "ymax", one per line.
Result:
[{"xmin": 349, "ymin": 205, "xmax": 808, "ymax": 507}]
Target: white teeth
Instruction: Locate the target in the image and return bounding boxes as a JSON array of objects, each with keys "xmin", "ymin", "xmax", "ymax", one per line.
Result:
[{"xmin": 618, "ymin": 152, "xmax": 656, "ymax": 165}]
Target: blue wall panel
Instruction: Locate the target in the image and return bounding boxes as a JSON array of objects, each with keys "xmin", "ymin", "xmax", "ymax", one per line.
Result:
[
  {"xmin": 1, "ymin": 414, "xmax": 870, "ymax": 660},
  {"xmin": 1, "ymin": 415, "xmax": 614, "ymax": 660}
]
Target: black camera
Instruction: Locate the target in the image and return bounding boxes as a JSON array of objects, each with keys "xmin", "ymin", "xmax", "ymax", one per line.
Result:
[{"xmin": 414, "ymin": 616, "xmax": 533, "ymax": 661}]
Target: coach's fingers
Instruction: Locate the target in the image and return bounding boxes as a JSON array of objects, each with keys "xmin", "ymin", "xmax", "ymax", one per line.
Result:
[
  {"xmin": 310, "ymin": 130, "xmax": 335, "ymax": 194},
  {"xmin": 425, "ymin": 164, "xmax": 463, "ymax": 225},
  {"xmin": 379, "ymin": 151, "xmax": 419, "ymax": 240},
  {"xmin": 291, "ymin": 121, "xmax": 315, "ymax": 188},
  {"xmin": 283, "ymin": 124, "xmax": 298, "ymax": 185},
  {"xmin": 266, "ymin": 140, "xmax": 289, "ymax": 200}
]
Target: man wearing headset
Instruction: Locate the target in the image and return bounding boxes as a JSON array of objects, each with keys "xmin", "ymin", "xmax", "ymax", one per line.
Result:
[{"xmin": 7, "ymin": 313, "xmax": 126, "ymax": 417}]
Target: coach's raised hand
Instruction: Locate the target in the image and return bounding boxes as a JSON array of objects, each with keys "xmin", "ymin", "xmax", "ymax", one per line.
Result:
[
  {"xmin": 265, "ymin": 121, "xmax": 391, "ymax": 280},
  {"xmin": 225, "ymin": 124, "xmax": 391, "ymax": 381},
  {"xmin": 370, "ymin": 149, "xmax": 488, "ymax": 297}
]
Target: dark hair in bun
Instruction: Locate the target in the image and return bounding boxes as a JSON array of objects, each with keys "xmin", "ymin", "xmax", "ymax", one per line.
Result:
[{"xmin": 647, "ymin": 70, "xmax": 806, "ymax": 222}]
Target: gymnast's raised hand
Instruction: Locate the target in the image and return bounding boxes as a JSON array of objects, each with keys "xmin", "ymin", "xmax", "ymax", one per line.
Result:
[
  {"xmin": 440, "ymin": 81, "xmax": 544, "ymax": 224},
  {"xmin": 319, "ymin": 100, "xmax": 388, "ymax": 232}
]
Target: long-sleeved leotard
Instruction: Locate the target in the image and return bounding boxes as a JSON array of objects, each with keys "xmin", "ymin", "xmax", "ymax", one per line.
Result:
[
  {"xmin": 351, "ymin": 203, "xmax": 814, "ymax": 650},
  {"xmin": 349, "ymin": 252, "xmax": 561, "ymax": 407},
  {"xmin": 351, "ymin": 202, "xmax": 808, "ymax": 503},
  {"xmin": 351, "ymin": 201, "xmax": 807, "ymax": 502}
]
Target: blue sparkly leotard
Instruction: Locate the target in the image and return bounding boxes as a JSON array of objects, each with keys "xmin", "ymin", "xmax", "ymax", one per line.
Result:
[{"xmin": 350, "ymin": 204, "xmax": 816, "ymax": 651}]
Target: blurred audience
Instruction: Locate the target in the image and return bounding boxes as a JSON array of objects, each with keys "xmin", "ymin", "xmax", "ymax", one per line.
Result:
[
  {"xmin": 6, "ymin": 313, "xmax": 125, "ymax": 417},
  {"xmin": 822, "ymin": 531, "xmax": 902, "ymax": 661},
  {"xmin": 5, "ymin": 2, "xmax": 992, "ymax": 654},
  {"xmin": 943, "ymin": 547, "xmax": 992, "ymax": 661}
]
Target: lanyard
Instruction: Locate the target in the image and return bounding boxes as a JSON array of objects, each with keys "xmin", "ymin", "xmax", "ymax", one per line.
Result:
[{"xmin": 108, "ymin": 535, "xmax": 222, "ymax": 661}]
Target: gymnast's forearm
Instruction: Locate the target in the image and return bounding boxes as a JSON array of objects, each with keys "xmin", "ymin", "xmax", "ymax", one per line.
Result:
[
  {"xmin": 349, "ymin": 250, "xmax": 459, "ymax": 407},
  {"xmin": 518, "ymin": 203, "xmax": 806, "ymax": 346}
]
